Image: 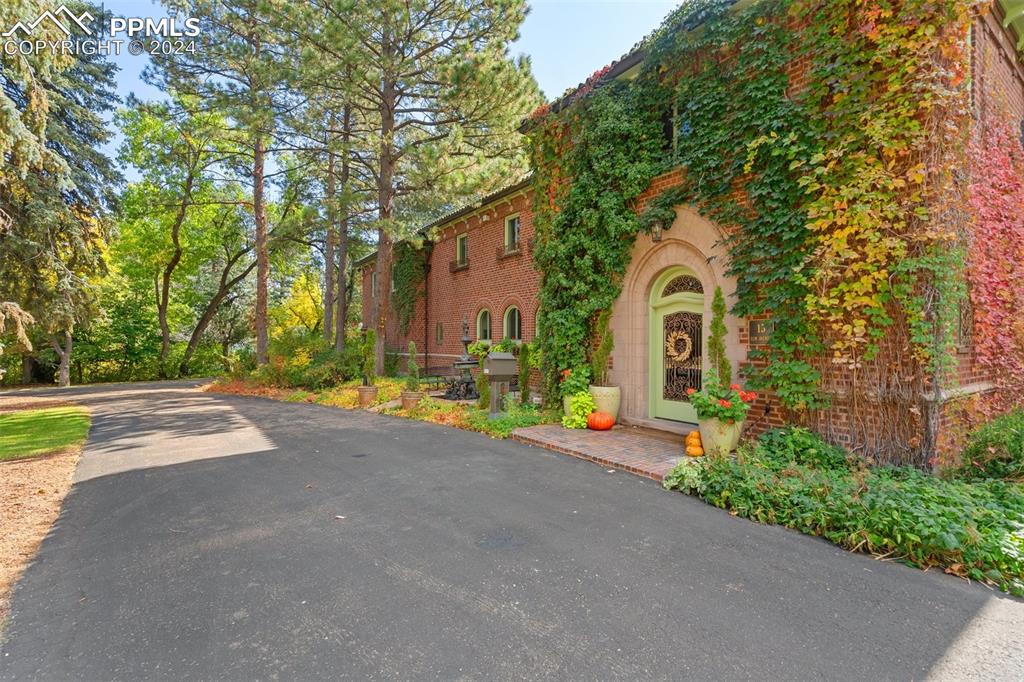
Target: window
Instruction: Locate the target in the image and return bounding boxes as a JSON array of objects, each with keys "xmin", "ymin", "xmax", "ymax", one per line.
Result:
[
  {"xmin": 477, "ymin": 309, "xmax": 491, "ymax": 341},
  {"xmin": 504, "ymin": 215, "xmax": 520, "ymax": 251},
  {"xmin": 503, "ymin": 306, "xmax": 522, "ymax": 341},
  {"xmin": 370, "ymin": 271, "xmax": 377, "ymax": 297},
  {"xmin": 435, "ymin": 322, "xmax": 444, "ymax": 345},
  {"xmin": 390, "ymin": 270, "xmax": 396, "ymax": 293},
  {"xmin": 456, "ymin": 233, "xmax": 468, "ymax": 266}
]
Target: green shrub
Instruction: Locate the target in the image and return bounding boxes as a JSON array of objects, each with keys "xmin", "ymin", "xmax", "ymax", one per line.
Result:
[
  {"xmin": 663, "ymin": 427, "xmax": 1024, "ymax": 596},
  {"xmin": 589, "ymin": 308, "xmax": 614, "ymax": 386},
  {"xmin": 405, "ymin": 341, "xmax": 420, "ymax": 392},
  {"xmin": 559, "ymin": 366, "xmax": 590, "ymax": 398},
  {"xmin": 518, "ymin": 341, "xmax": 531, "ymax": 405},
  {"xmin": 476, "ymin": 354, "xmax": 490, "ymax": 409},
  {"xmin": 662, "ymin": 458, "xmax": 705, "ymax": 494},
  {"xmin": 384, "ymin": 351, "xmax": 401, "ymax": 377},
  {"xmin": 707, "ymin": 285, "xmax": 731, "ymax": 388},
  {"xmin": 562, "ymin": 390, "xmax": 595, "ymax": 429},
  {"xmin": 754, "ymin": 426, "xmax": 850, "ymax": 471},
  {"xmin": 954, "ymin": 409, "xmax": 1024, "ymax": 482}
]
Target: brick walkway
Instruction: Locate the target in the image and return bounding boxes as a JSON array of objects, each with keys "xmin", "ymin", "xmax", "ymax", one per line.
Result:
[{"xmin": 510, "ymin": 424, "xmax": 689, "ymax": 482}]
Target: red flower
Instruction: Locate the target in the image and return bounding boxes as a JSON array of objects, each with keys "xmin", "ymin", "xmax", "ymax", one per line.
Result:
[
  {"xmin": 686, "ymin": 388, "xmax": 696, "ymax": 396},
  {"xmin": 730, "ymin": 384, "xmax": 741, "ymax": 391},
  {"xmin": 719, "ymin": 399, "xmax": 732, "ymax": 408},
  {"xmin": 561, "ymin": 369, "xmax": 571, "ymax": 381}
]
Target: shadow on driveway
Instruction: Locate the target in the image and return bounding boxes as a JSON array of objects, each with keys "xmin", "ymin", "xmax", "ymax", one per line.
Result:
[{"xmin": 0, "ymin": 381, "xmax": 1021, "ymax": 679}]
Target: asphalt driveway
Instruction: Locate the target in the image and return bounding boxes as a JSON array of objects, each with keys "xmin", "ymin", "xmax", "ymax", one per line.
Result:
[{"xmin": 1, "ymin": 381, "xmax": 1022, "ymax": 680}]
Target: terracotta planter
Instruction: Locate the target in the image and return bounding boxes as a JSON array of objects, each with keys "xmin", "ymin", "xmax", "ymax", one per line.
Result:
[
  {"xmin": 356, "ymin": 385, "xmax": 379, "ymax": 408},
  {"xmin": 400, "ymin": 391, "xmax": 423, "ymax": 410},
  {"xmin": 698, "ymin": 418, "xmax": 744, "ymax": 458},
  {"xmin": 562, "ymin": 395, "xmax": 573, "ymax": 417},
  {"xmin": 588, "ymin": 385, "xmax": 620, "ymax": 423}
]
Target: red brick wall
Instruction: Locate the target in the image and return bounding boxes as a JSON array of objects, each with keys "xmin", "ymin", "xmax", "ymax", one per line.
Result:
[{"xmin": 361, "ymin": 191, "xmax": 541, "ymax": 375}]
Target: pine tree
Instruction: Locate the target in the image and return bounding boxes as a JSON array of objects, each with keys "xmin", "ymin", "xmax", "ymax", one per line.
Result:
[
  {"xmin": 0, "ymin": 5, "xmax": 121, "ymax": 386},
  {"xmin": 291, "ymin": 0, "xmax": 541, "ymax": 373}
]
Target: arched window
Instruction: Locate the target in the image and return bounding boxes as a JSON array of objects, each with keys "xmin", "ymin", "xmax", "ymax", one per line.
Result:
[
  {"xmin": 476, "ymin": 309, "xmax": 491, "ymax": 341},
  {"xmin": 503, "ymin": 306, "xmax": 522, "ymax": 341}
]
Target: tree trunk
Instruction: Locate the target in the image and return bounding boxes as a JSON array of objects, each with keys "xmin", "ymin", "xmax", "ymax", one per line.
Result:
[
  {"xmin": 373, "ymin": 52, "xmax": 397, "ymax": 375},
  {"xmin": 253, "ymin": 134, "xmax": 270, "ymax": 365},
  {"xmin": 21, "ymin": 353, "xmax": 33, "ymax": 384},
  {"xmin": 179, "ymin": 259, "xmax": 256, "ymax": 377},
  {"xmin": 323, "ymin": 145, "xmax": 336, "ymax": 345},
  {"xmin": 335, "ymin": 104, "xmax": 352, "ymax": 353},
  {"xmin": 49, "ymin": 330, "xmax": 72, "ymax": 388},
  {"xmin": 156, "ymin": 173, "xmax": 192, "ymax": 378}
]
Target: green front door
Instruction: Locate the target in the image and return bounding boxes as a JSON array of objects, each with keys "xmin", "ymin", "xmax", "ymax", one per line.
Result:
[{"xmin": 649, "ymin": 268, "xmax": 705, "ymax": 423}]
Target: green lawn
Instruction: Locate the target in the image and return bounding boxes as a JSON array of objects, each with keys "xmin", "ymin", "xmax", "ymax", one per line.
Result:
[{"xmin": 0, "ymin": 407, "xmax": 91, "ymax": 462}]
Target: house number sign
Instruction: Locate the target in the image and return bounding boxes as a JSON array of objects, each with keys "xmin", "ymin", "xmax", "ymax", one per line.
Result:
[{"xmin": 748, "ymin": 319, "xmax": 774, "ymax": 346}]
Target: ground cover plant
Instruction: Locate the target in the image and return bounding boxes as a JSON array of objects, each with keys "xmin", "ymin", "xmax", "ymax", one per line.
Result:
[
  {"xmin": 391, "ymin": 397, "xmax": 556, "ymax": 439},
  {"xmin": 663, "ymin": 426, "xmax": 1024, "ymax": 596},
  {"xmin": 952, "ymin": 408, "xmax": 1024, "ymax": 482},
  {"xmin": 0, "ymin": 406, "xmax": 91, "ymax": 462}
]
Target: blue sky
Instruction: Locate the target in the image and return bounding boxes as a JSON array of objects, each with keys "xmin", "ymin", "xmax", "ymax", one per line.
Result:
[{"xmin": 101, "ymin": 0, "xmax": 680, "ymax": 174}]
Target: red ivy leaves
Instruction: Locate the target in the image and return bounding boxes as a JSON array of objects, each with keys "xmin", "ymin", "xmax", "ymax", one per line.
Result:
[{"xmin": 968, "ymin": 119, "xmax": 1024, "ymax": 411}]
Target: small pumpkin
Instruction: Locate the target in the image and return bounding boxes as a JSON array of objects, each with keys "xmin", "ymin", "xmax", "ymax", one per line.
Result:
[
  {"xmin": 587, "ymin": 411, "xmax": 615, "ymax": 431},
  {"xmin": 686, "ymin": 430, "xmax": 701, "ymax": 442},
  {"xmin": 686, "ymin": 445, "xmax": 705, "ymax": 457}
]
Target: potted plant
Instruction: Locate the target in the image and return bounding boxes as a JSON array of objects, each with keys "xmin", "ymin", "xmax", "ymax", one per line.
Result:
[
  {"xmin": 356, "ymin": 328, "xmax": 379, "ymax": 407},
  {"xmin": 562, "ymin": 390, "xmax": 596, "ymax": 429},
  {"xmin": 401, "ymin": 340, "xmax": 423, "ymax": 409},
  {"xmin": 559, "ymin": 366, "xmax": 590, "ymax": 416},
  {"xmin": 687, "ymin": 370, "xmax": 757, "ymax": 457},
  {"xmin": 588, "ymin": 309, "xmax": 619, "ymax": 422}
]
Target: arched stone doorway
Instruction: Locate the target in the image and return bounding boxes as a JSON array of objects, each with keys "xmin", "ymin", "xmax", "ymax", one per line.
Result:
[{"xmin": 606, "ymin": 206, "xmax": 744, "ymax": 431}]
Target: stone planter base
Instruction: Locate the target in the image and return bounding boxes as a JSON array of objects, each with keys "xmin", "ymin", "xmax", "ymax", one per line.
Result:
[
  {"xmin": 357, "ymin": 385, "xmax": 379, "ymax": 408},
  {"xmin": 698, "ymin": 418, "xmax": 744, "ymax": 458},
  {"xmin": 588, "ymin": 385, "xmax": 621, "ymax": 423},
  {"xmin": 562, "ymin": 395, "xmax": 573, "ymax": 417},
  {"xmin": 400, "ymin": 391, "xmax": 423, "ymax": 410}
]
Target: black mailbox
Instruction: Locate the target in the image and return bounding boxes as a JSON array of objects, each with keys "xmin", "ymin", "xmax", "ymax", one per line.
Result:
[{"xmin": 483, "ymin": 351, "xmax": 517, "ymax": 381}]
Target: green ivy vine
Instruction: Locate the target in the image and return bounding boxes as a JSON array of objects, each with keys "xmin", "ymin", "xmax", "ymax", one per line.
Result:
[
  {"xmin": 392, "ymin": 241, "xmax": 428, "ymax": 335},
  {"xmin": 528, "ymin": 0, "xmax": 972, "ymax": 424}
]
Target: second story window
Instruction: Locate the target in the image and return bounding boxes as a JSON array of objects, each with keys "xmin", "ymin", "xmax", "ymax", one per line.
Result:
[
  {"xmin": 370, "ymin": 271, "xmax": 377, "ymax": 297},
  {"xmin": 505, "ymin": 215, "xmax": 520, "ymax": 251},
  {"xmin": 456, "ymin": 233, "xmax": 468, "ymax": 266}
]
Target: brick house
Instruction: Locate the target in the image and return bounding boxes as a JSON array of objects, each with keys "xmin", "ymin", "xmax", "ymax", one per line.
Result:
[
  {"xmin": 361, "ymin": 1, "xmax": 1024, "ymax": 450},
  {"xmin": 359, "ymin": 178, "xmax": 539, "ymax": 375}
]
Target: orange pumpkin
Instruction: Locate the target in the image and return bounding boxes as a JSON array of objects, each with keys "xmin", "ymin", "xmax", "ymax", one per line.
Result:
[
  {"xmin": 587, "ymin": 411, "xmax": 615, "ymax": 431},
  {"xmin": 686, "ymin": 446, "xmax": 705, "ymax": 457}
]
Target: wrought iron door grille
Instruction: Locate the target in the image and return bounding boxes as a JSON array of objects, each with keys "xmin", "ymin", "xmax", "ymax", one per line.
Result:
[{"xmin": 663, "ymin": 311, "xmax": 702, "ymax": 401}]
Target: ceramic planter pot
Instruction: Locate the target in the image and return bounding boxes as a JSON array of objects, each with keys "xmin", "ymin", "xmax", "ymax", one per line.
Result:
[
  {"xmin": 698, "ymin": 418, "xmax": 743, "ymax": 458},
  {"xmin": 400, "ymin": 391, "xmax": 423, "ymax": 410},
  {"xmin": 562, "ymin": 395, "xmax": 573, "ymax": 417},
  {"xmin": 588, "ymin": 385, "xmax": 621, "ymax": 423},
  {"xmin": 357, "ymin": 385, "xmax": 379, "ymax": 408}
]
